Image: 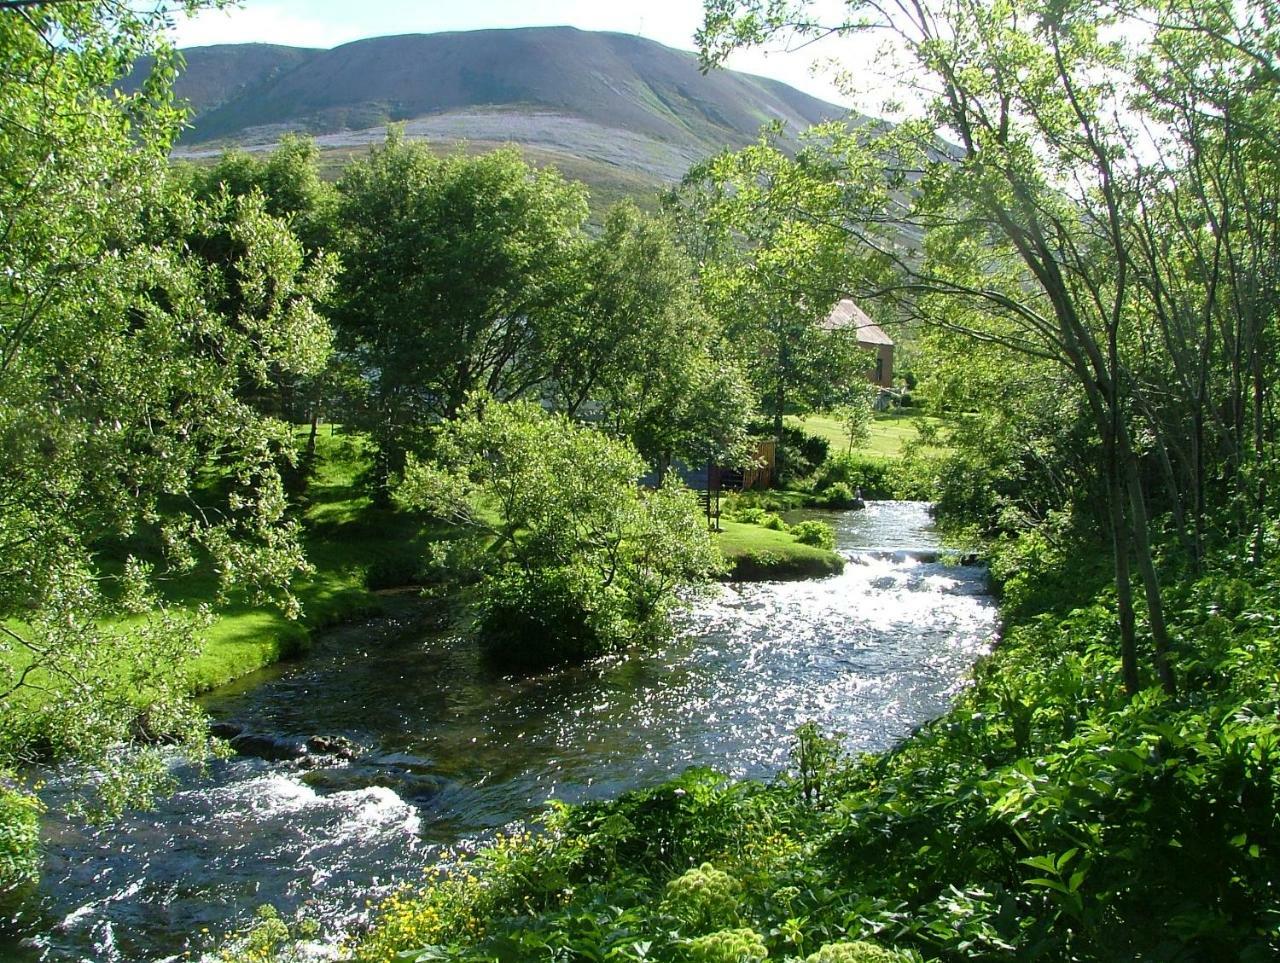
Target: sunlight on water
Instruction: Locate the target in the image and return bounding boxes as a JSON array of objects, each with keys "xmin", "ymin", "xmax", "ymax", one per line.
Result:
[{"xmin": 13, "ymin": 503, "xmax": 996, "ymax": 962}]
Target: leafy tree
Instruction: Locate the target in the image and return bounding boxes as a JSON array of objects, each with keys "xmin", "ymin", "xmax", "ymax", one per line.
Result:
[
  {"xmin": 834, "ymin": 385, "xmax": 877, "ymax": 453},
  {"xmin": 0, "ymin": 0, "xmax": 327, "ymax": 817},
  {"xmin": 332, "ymin": 135, "xmax": 589, "ymax": 474},
  {"xmin": 697, "ymin": 0, "xmax": 1280, "ymax": 695},
  {"xmin": 550, "ymin": 202, "xmax": 756, "ymax": 473},
  {"xmin": 675, "ymin": 148, "xmax": 865, "ymax": 458},
  {"xmin": 182, "ymin": 134, "xmax": 336, "ymax": 253},
  {"xmin": 397, "ymin": 398, "xmax": 721, "ymax": 666}
]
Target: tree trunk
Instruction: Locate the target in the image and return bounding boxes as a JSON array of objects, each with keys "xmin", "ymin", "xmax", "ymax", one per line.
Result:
[
  {"xmin": 1107, "ymin": 451, "xmax": 1141, "ymax": 696},
  {"xmin": 306, "ymin": 408, "xmax": 320, "ymax": 460},
  {"xmin": 1120, "ymin": 439, "xmax": 1177, "ymax": 696}
]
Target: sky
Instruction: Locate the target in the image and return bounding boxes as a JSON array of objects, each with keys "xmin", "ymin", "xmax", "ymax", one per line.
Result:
[{"xmin": 169, "ymin": 0, "xmax": 877, "ymax": 108}]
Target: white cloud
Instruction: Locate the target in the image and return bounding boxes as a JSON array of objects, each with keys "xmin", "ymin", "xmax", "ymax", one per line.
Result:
[{"xmin": 170, "ymin": 5, "xmax": 356, "ymax": 50}]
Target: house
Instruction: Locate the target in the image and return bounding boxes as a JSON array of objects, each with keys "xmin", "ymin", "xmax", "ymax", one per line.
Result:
[{"xmin": 819, "ymin": 299, "xmax": 894, "ymax": 388}]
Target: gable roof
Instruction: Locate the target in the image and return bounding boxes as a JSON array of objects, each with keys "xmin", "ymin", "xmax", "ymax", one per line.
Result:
[{"xmin": 819, "ymin": 298, "xmax": 894, "ymax": 347}]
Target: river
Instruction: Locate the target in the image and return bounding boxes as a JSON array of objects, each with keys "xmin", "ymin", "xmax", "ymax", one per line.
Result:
[{"xmin": 4, "ymin": 501, "xmax": 997, "ymax": 962}]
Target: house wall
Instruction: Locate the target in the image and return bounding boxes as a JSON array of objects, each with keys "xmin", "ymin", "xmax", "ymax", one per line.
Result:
[
  {"xmin": 877, "ymin": 344, "xmax": 893, "ymax": 388},
  {"xmin": 864, "ymin": 343, "xmax": 894, "ymax": 388}
]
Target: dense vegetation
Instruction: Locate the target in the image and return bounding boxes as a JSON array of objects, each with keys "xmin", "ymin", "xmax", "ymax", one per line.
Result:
[
  {"xmin": 0, "ymin": 0, "xmax": 872, "ymax": 898},
  {"xmin": 2, "ymin": 0, "xmax": 1279, "ymax": 960}
]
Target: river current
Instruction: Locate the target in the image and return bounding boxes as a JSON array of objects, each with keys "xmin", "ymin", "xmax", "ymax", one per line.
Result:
[{"xmin": 4, "ymin": 502, "xmax": 997, "ymax": 962}]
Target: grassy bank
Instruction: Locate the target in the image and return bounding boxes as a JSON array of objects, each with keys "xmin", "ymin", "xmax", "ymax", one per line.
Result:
[
  {"xmin": 788, "ymin": 410, "xmax": 945, "ymax": 460},
  {"xmin": 5, "ymin": 428, "xmax": 845, "ymax": 713},
  {"xmin": 714, "ymin": 520, "xmax": 844, "ymax": 580},
  {"xmin": 165, "ymin": 428, "xmax": 439, "ymax": 692},
  {"xmin": 336, "ymin": 526, "xmax": 1280, "ymax": 963}
]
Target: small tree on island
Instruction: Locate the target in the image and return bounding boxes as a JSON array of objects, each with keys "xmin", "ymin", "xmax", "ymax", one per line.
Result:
[{"xmin": 398, "ymin": 398, "xmax": 723, "ymax": 667}]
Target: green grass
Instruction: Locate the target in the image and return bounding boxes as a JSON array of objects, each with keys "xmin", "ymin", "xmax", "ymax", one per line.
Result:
[
  {"xmin": 713, "ymin": 520, "xmax": 844, "ymax": 581},
  {"xmin": 788, "ymin": 410, "xmax": 946, "ymax": 459},
  {"xmin": 2, "ymin": 426, "xmax": 441, "ymax": 704},
  {"xmin": 181, "ymin": 426, "xmax": 448, "ymax": 691}
]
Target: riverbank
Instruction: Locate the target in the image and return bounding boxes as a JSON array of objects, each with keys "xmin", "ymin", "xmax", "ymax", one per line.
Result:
[
  {"xmin": 2, "ymin": 427, "xmax": 849, "ymax": 717},
  {"xmin": 714, "ymin": 520, "xmax": 845, "ymax": 580},
  {"xmin": 14, "ymin": 501, "xmax": 991, "ymax": 960},
  {"xmin": 343, "ymin": 526, "xmax": 1280, "ymax": 962}
]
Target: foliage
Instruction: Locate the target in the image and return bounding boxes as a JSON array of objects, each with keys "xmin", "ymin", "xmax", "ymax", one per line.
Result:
[
  {"xmin": 687, "ymin": 927, "xmax": 769, "ymax": 962},
  {"xmin": 183, "ymin": 135, "xmax": 336, "ymax": 254},
  {"xmin": 673, "ymin": 147, "xmax": 865, "ymax": 452},
  {"xmin": 789, "ymin": 522, "xmax": 835, "ymax": 551},
  {"xmin": 663, "ymin": 863, "xmax": 743, "ymax": 931},
  {"xmin": 766, "ymin": 424, "xmax": 830, "ymax": 486},
  {"xmin": 552, "ymin": 201, "xmax": 756, "ymax": 469},
  {"xmin": 0, "ymin": 775, "xmax": 41, "ymax": 892},
  {"xmin": 832, "ymin": 386, "xmax": 879, "ymax": 454},
  {"xmin": 0, "ymin": 0, "xmax": 327, "ymax": 820},
  {"xmin": 398, "ymin": 398, "xmax": 721, "ymax": 665},
  {"xmin": 818, "ymin": 483, "xmax": 857, "ymax": 509},
  {"xmin": 332, "ymin": 135, "xmax": 588, "ymax": 470},
  {"xmin": 804, "ymin": 942, "xmax": 908, "ymax": 963},
  {"xmin": 813, "ymin": 454, "xmax": 896, "ymax": 501},
  {"xmin": 212, "ymin": 904, "xmax": 319, "ymax": 963}
]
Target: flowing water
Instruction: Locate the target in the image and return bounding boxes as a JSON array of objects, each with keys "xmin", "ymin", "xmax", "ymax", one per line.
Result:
[{"xmin": 4, "ymin": 502, "xmax": 997, "ymax": 962}]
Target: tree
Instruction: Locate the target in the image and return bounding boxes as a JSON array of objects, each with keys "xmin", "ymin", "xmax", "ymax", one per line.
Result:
[
  {"xmin": 332, "ymin": 135, "xmax": 589, "ymax": 474},
  {"xmin": 0, "ymin": 0, "xmax": 328, "ymax": 821},
  {"xmin": 397, "ymin": 398, "xmax": 722, "ymax": 667},
  {"xmin": 675, "ymin": 147, "xmax": 866, "ymax": 460},
  {"xmin": 182, "ymin": 134, "xmax": 337, "ymax": 254},
  {"xmin": 697, "ymin": 0, "xmax": 1280, "ymax": 696},
  {"xmin": 548, "ymin": 202, "xmax": 756, "ymax": 473},
  {"xmin": 835, "ymin": 384, "xmax": 877, "ymax": 453}
]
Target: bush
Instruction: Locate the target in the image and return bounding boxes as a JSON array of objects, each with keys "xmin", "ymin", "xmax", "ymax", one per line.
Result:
[
  {"xmin": 790, "ymin": 520, "xmax": 836, "ymax": 550},
  {"xmin": 0, "ymin": 776, "xmax": 41, "ymax": 892},
  {"xmin": 474, "ymin": 565, "xmax": 624, "ymax": 667},
  {"xmin": 759, "ymin": 512, "xmax": 788, "ymax": 531},
  {"xmin": 805, "ymin": 942, "xmax": 907, "ymax": 963},
  {"xmin": 364, "ymin": 550, "xmax": 425, "ymax": 590},
  {"xmin": 762, "ymin": 424, "xmax": 830, "ymax": 485},
  {"xmin": 687, "ymin": 927, "xmax": 768, "ymax": 963},
  {"xmin": 819, "ymin": 482, "xmax": 859, "ymax": 508},
  {"xmin": 814, "ymin": 452, "xmax": 897, "ymax": 499},
  {"xmin": 399, "ymin": 399, "xmax": 721, "ymax": 667},
  {"xmin": 724, "ymin": 505, "xmax": 769, "ymax": 525},
  {"xmin": 663, "ymin": 863, "xmax": 742, "ymax": 931}
]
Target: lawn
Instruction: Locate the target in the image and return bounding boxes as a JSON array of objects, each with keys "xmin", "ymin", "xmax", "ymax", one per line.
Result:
[
  {"xmin": 788, "ymin": 410, "xmax": 946, "ymax": 459},
  {"xmin": 713, "ymin": 519, "xmax": 844, "ymax": 580}
]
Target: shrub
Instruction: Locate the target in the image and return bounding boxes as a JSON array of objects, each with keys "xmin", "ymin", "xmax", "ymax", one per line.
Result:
[
  {"xmin": 760, "ymin": 512, "xmax": 789, "ymax": 531},
  {"xmin": 813, "ymin": 452, "xmax": 897, "ymax": 499},
  {"xmin": 725, "ymin": 505, "xmax": 769, "ymax": 525},
  {"xmin": 763, "ymin": 424, "xmax": 830, "ymax": 485},
  {"xmin": 805, "ymin": 942, "xmax": 907, "ymax": 963},
  {"xmin": 687, "ymin": 927, "xmax": 768, "ymax": 963},
  {"xmin": 399, "ymin": 399, "xmax": 720, "ymax": 667},
  {"xmin": 663, "ymin": 862, "xmax": 743, "ymax": 931},
  {"xmin": 790, "ymin": 520, "xmax": 836, "ymax": 550},
  {"xmin": 364, "ymin": 550, "xmax": 424, "ymax": 590},
  {"xmin": 820, "ymin": 482, "xmax": 858, "ymax": 508},
  {"xmin": 0, "ymin": 776, "xmax": 41, "ymax": 892},
  {"xmin": 474, "ymin": 565, "xmax": 624, "ymax": 667}
]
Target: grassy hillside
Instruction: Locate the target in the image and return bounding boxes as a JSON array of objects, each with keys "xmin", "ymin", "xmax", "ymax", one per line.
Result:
[{"xmin": 790, "ymin": 410, "xmax": 947, "ymax": 459}]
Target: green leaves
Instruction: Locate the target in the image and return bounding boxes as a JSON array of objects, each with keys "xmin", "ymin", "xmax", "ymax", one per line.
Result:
[{"xmin": 399, "ymin": 398, "xmax": 720, "ymax": 666}]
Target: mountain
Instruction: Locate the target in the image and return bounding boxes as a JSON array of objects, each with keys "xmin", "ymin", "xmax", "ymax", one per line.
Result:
[{"xmin": 141, "ymin": 27, "xmax": 854, "ymax": 197}]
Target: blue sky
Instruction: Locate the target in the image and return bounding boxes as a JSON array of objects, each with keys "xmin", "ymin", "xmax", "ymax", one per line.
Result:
[{"xmin": 170, "ymin": 0, "xmax": 872, "ymax": 106}]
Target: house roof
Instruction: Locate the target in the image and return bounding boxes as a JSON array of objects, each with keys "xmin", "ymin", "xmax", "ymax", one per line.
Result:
[{"xmin": 819, "ymin": 299, "xmax": 894, "ymax": 347}]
